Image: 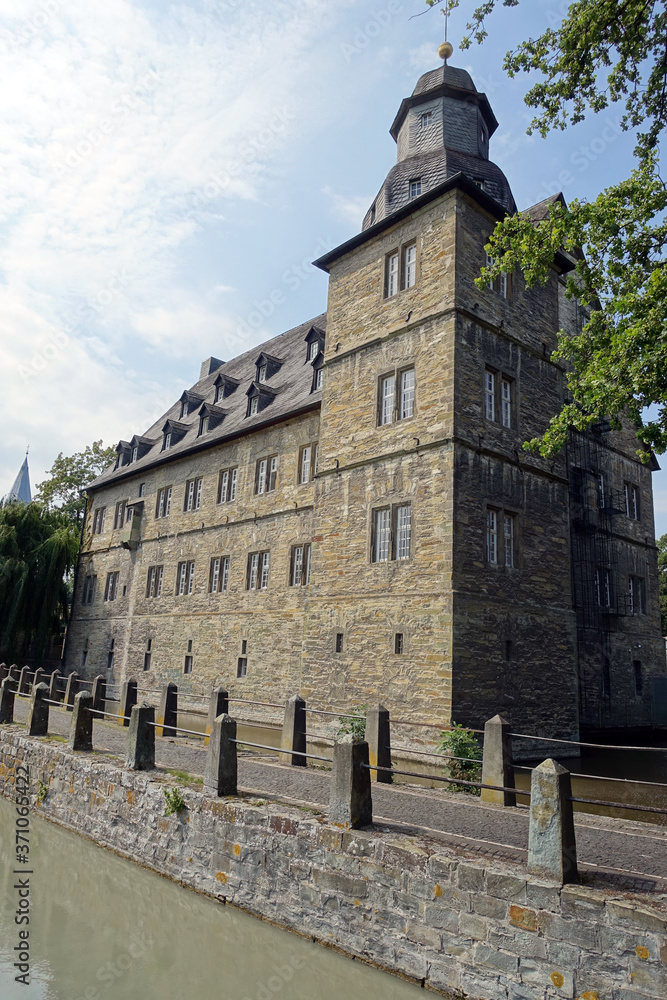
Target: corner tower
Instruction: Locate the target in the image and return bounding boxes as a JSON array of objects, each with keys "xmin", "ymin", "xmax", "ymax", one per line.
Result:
[{"xmin": 363, "ymin": 63, "xmax": 516, "ymax": 230}]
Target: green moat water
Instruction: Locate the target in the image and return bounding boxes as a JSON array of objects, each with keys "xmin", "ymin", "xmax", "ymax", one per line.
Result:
[{"xmin": 0, "ymin": 795, "xmax": 422, "ymax": 1000}]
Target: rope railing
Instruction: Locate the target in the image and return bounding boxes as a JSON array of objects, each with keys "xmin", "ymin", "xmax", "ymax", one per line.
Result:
[
  {"xmin": 144, "ymin": 721, "xmax": 207, "ymax": 739},
  {"xmin": 230, "ymin": 738, "xmax": 331, "ymax": 763},
  {"xmin": 90, "ymin": 709, "xmax": 131, "ymax": 722},
  {"xmin": 362, "ymin": 763, "xmax": 527, "ymax": 797},
  {"xmin": 566, "ymin": 795, "xmax": 667, "ymax": 817}
]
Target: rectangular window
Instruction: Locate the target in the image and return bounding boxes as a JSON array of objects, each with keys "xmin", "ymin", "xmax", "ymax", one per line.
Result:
[
  {"xmin": 114, "ymin": 501, "xmax": 127, "ymax": 530},
  {"xmin": 217, "ymin": 467, "xmax": 238, "ymax": 504},
  {"xmin": 138, "ymin": 483, "xmax": 145, "ymax": 498},
  {"xmin": 400, "ymin": 369, "xmax": 415, "ymax": 420},
  {"xmin": 315, "ymin": 367, "xmax": 323, "ymax": 390},
  {"xmin": 92, "ymin": 508, "xmax": 106, "ymax": 534},
  {"xmin": 373, "ymin": 508, "xmax": 391, "ymax": 562},
  {"xmin": 163, "ymin": 431, "xmax": 172, "ymax": 451},
  {"xmin": 82, "ymin": 650, "xmax": 88, "ymax": 669},
  {"xmin": 486, "ymin": 509, "xmax": 498, "ymax": 565},
  {"xmin": 485, "ymin": 370, "xmax": 495, "ymax": 422},
  {"xmin": 504, "ymin": 514, "xmax": 515, "ymax": 568},
  {"xmin": 237, "ymin": 657, "xmax": 247, "ymax": 678},
  {"xmin": 107, "ymin": 642, "xmax": 115, "ymax": 672},
  {"xmin": 290, "ymin": 544, "xmax": 311, "ymax": 586},
  {"xmin": 146, "ymin": 565, "xmax": 163, "ymax": 599},
  {"xmin": 386, "ymin": 252, "xmax": 399, "ymax": 297},
  {"xmin": 629, "ymin": 576, "xmax": 646, "ymax": 614},
  {"xmin": 82, "ymin": 575, "xmax": 97, "ymax": 605},
  {"xmin": 335, "ymin": 633, "xmax": 344, "ymax": 653},
  {"xmin": 249, "ymin": 396, "xmax": 259, "ymax": 416},
  {"xmin": 597, "ymin": 473, "xmax": 605, "ymax": 509},
  {"xmin": 409, "ymin": 178, "xmax": 422, "ymax": 199},
  {"xmin": 420, "ymin": 111, "xmax": 432, "ymax": 128},
  {"xmin": 176, "ymin": 561, "xmax": 195, "ymax": 596},
  {"xmin": 255, "ymin": 456, "xmax": 278, "ymax": 495},
  {"xmin": 394, "ymin": 633, "xmax": 404, "ymax": 654},
  {"xmin": 299, "ymin": 443, "xmax": 319, "ymax": 484},
  {"xmin": 500, "ymin": 378, "xmax": 512, "ymax": 428},
  {"xmin": 143, "ymin": 650, "xmax": 152, "ymax": 672},
  {"xmin": 485, "ymin": 252, "xmax": 508, "ymax": 298},
  {"xmin": 595, "ymin": 568, "xmax": 612, "ymax": 607},
  {"xmin": 307, "ymin": 340, "xmax": 318, "ymax": 361},
  {"xmin": 210, "ymin": 556, "xmax": 230, "ymax": 593},
  {"xmin": 156, "ymin": 486, "xmax": 172, "ymax": 519},
  {"xmin": 403, "ymin": 244, "xmax": 417, "ymax": 289},
  {"xmin": 184, "ymin": 655, "xmax": 193, "ymax": 675},
  {"xmin": 396, "ymin": 504, "xmax": 411, "ymax": 560},
  {"xmin": 104, "ymin": 572, "xmax": 119, "ymax": 602},
  {"xmin": 258, "ymin": 365, "xmax": 267, "ymax": 383},
  {"xmin": 245, "ymin": 552, "xmax": 270, "ymax": 591},
  {"xmin": 381, "ymin": 374, "xmax": 395, "ymax": 425},
  {"xmin": 624, "ymin": 482, "xmax": 640, "ymax": 520},
  {"xmin": 260, "ymin": 552, "xmax": 270, "ymax": 590},
  {"xmin": 184, "ymin": 477, "xmax": 203, "ymax": 512}
]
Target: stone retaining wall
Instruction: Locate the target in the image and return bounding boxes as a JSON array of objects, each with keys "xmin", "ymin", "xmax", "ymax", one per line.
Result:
[{"xmin": 0, "ymin": 729, "xmax": 665, "ymax": 1000}]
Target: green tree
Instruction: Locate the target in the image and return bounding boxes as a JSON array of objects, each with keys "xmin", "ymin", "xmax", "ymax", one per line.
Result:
[
  {"xmin": 658, "ymin": 533, "xmax": 667, "ymax": 635},
  {"xmin": 426, "ymin": 0, "xmax": 667, "ymax": 458},
  {"xmin": 437, "ymin": 722, "xmax": 482, "ymax": 795},
  {"xmin": 36, "ymin": 441, "xmax": 116, "ymax": 524},
  {"xmin": 0, "ymin": 503, "xmax": 80, "ymax": 661}
]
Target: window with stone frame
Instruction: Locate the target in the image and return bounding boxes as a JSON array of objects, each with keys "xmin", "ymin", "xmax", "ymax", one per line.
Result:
[
  {"xmin": 104, "ymin": 571, "xmax": 120, "ymax": 602},
  {"xmin": 155, "ymin": 486, "xmax": 172, "ymax": 519},
  {"xmin": 628, "ymin": 575, "xmax": 646, "ymax": 614},
  {"xmin": 246, "ymin": 551, "xmax": 270, "ymax": 590},
  {"xmin": 384, "ymin": 242, "xmax": 419, "ymax": 298},
  {"xmin": 595, "ymin": 567, "xmax": 612, "ymax": 608},
  {"xmin": 290, "ymin": 543, "xmax": 311, "ymax": 586},
  {"xmin": 217, "ymin": 467, "xmax": 238, "ymax": 504},
  {"xmin": 92, "ymin": 507, "xmax": 106, "ymax": 534},
  {"xmin": 209, "ymin": 555, "xmax": 230, "ymax": 594},
  {"xmin": 484, "ymin": 368, "xmax": 514, "ymax": 428},
  {"xmin": 184, "ymin": 477, "xmax": 203, "ymax": 513},
  {"xmin": 113, "ymin": 500, "xmax": 127, "ymax": 530},
  {"xmin": 378, "ymin": 367, "xmax": 415, "ymax": 425},
  {"xmin": 371, "ymin": 503, "xmax": 411, "ymax": 562},
  {"xmin": 298, "ymin": 443, "xmax": 319, "ymax": 484},
  {"xmin": 255, "ymin": 455, "xmax": 278, "ymax": 495},
  {"xmin": 624, "ymin": 481, "xmax": 640, "ymax": 520},
  {"xmin": 486, "ymin": 507, "xmax": 518, "ymax": 567},
  {"xmin": 82, "ymin": 575, "xmax": 97, "ymax": 605},
  {"xmin": 485, "ymin": 252, "xmax": 509, "ymax": 299},
  {"xmin": 176, "ymin": 560, "xmax": 195, "ymax": 596},
  {"xmin": 145, "ymin": 565, "xmax": 163, "ymax": 599}
]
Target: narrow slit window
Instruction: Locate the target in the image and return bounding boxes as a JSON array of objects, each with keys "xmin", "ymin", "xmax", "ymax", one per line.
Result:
[
  {"xmin": 486, "ymin": 509, "xmax": 498, "ymax": 564},
  {"xmin": 386, "ymin": 253, "xmax": 399, "ymax": 297},
  {"xmin": 396, "ymin": 505, "xmax": 411, "ymax": 560},
  {"xmin": 485, "ymin": 370, "xmax": 495, "ymax": 421},
  {"xmin": 394, "ymin": 633, "xmax": 404, "ymax": 654},
  {"xmin": 381, "ymin": 375, "xmax": 395, "ymax": 425},
  {"xmin": 403, "ymin": 244, "xmax": 417, "ymax": 289},
  {"xmin": 335, "ymin": 633, "xmax": 344, "ymax": 653},
  {"xmin": 373, "ymin": 508, "xmax": 391, "ymax": 563},
  {"xmin": 504, "ymin": 514, "xmax": 515, "ymax": 568},
  {"xmin": 500, "ymin": 378, "xmax": 511, "ymax": 428},
  {"xmin": 400, "ymin": 369, "xmax": 415, "ymax": 420}
]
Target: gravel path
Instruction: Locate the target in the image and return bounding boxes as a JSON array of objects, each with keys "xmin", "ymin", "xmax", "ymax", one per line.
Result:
[{"xmin": 10, "ymin": 697, "xmax": 667, "ymax": 892}]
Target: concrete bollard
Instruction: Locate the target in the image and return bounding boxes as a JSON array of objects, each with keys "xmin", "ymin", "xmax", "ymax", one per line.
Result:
[
  {"xmin": 481, "ymin": 714, "xmax": 516, "ymax": 807},
  {"xmin": 69, "ymin": 691, "xmax": 94, "ymax": 752},
  {"xmin": 18, "ymin": 666, "xmax": 31, "ymax": 695},
  {"xmin": 205, "ymin": 688, "xmax": 229, "ymax": 745},
  {"xmin": 204, "ymin": 714, "xmax": 238, "ymax": 796},
  {"xmin": 9, "ymin": 665, "xmax": 20, "ymax": 683},
  {"xmin": 329, "ymin": 737, "xmax": 373, "ymax": 829},
  {"xmin": 0, "ymin": 677, "xmax": 16, "ymax": 724},
  {"xmin": 527, "ymin": 759, "xmax": 578, "ymax": 885},
  {"xmin": 119, "ymin": 679, "xmax": 138, "ymax": 726},
  {"xmin": 125, "ymin": 703, "xmax": 155, "ymax": 771},
  {"xmin": 33, "ymin": 667, "xmax": 45, "ymax": 690},
  {"xmin": 0, "ymin": 664, "xmax": 7, "ymax": 683},
  {"xmin": 157, "ymin": 682, "xmax": 178, "ymax": 738},
  {"xmin": 64, "ymin": 673, "xmax": 80, "ymax": 712},
  {"xmin": 27, "ymin": 682, "xmax": 50, "ymax": 737},
  {"xmin": 49, "ymin": 669, "xmax": 62, "ymax": 703},
  {"xmin": 280, "ymin": 694, "xmax": 306, "ymax": 767},
  {"xmin": 366, "ymin": 704, "xmax": 392, "ymax": 783},
  {"xmin": 91, "ymin": 675, "xmax": 106, "ymax": 715}
]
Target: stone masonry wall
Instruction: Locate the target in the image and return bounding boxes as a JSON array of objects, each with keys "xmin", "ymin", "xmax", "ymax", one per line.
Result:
[{"xmin": 1, "ymin": 731, "xmax": 666, "ymax": 999}]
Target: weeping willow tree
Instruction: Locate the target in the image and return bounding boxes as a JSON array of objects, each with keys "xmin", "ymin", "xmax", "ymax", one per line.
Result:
[{"xmin": 0, "ymin": 503, "xmax": 80, "ymax": 661}]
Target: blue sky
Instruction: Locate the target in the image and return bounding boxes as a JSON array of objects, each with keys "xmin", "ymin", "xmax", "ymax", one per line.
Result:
[{"xmin": 0, "ymin": 0, "xmax": 665, "ymax": 536}]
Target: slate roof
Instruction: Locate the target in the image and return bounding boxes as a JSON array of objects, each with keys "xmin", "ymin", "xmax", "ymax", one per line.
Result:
[
  {"xmin": 2, "ymin": 456, "xmax": 31, "ymax": 505},
  {"xmin": 89, "ymin": 313, "xmax": 327, "ymax": 491}
]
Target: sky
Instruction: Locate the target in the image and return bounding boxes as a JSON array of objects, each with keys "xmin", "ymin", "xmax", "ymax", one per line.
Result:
[{"xmin": 0, "ymin": 0, "xmax": 665, "ymax": 536}]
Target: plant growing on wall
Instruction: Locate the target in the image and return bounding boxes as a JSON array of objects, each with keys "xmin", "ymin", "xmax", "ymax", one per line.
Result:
[
  {"xmin": 163, "ymin": 786, "xmax": 186, "ymax": 816},
  {"xmin": 437, "ymin": 722, "xmax": 482, "ymax": 796},
  {"xmin": 336, "ymin": 705, "xmax": 367, "ymax": 741}
]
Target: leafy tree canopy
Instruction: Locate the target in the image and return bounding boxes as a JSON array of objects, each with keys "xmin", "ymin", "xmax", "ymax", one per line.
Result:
[
  {"xmin": 658, "ymin": 533, "xmax": 667, "ymax": 634},
  {"xmin": 0, "ymin": 503, "xmax": 79, "ymax": 660},
  {"xmin": 35, "ymin": 440, "xmax": 116, "ymax": 523},
  {"xmin": 426, "ymin": 0, "xmax": 667, "ymax": 458}
]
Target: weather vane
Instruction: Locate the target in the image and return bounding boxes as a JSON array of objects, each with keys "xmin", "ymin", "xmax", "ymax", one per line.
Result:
[{"xmin": 438, "ymin": 5, "xmax": 454, "ymax": 63}]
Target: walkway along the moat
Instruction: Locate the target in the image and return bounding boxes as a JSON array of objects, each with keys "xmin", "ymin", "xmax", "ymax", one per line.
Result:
[{"xmin": 11, "ymin": 696, "xmax": 667, "ymax": 890}]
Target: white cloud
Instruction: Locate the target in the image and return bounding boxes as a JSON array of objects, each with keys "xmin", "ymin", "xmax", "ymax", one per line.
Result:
[{"xmin": 322, "ymin": 184, "xmax": 371, "ymax": 229}]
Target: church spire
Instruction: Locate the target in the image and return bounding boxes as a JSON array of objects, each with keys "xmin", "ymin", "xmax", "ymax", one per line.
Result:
[{"xmin": 2, "ymin": 452, "xmax": 32, "ymax": 506}]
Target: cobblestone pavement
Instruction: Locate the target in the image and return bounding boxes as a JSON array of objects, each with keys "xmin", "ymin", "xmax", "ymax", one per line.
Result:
[{"xmin": 10, "ymin": 698, "xmax": 667, "ymax": 890}]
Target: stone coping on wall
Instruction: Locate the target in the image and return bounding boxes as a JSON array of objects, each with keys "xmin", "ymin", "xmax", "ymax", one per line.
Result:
[{"xmin": 0, "ymin": 729, "xmax": 666, "ymax": 1000}]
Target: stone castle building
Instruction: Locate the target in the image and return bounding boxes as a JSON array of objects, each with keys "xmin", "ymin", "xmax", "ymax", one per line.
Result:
[{"xmin": 65, "ymin": 59, "xmax": 667, "ymax": 738}]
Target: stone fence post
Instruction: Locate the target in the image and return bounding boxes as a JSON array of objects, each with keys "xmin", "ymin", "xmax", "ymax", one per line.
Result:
[
  {"xmin": 0, "ymin": 664, "xmax": 7, "ymax": 683},
  {"xmin": 205, "ymin": 688, "xmax": 229, "ymax": 745},
  {"xmin": 49, "ymin": 669, "xmax": 62, "ymax": 703},
  {"xmin": 64, "ymin": 673, "xmax": 80, "ymax": 712},
  {"xmin": 157, "ymin": 682, "xmax": 178, "ymax": 738},
  {"xmin": 279, "ymin": 694, "xmax": 306, "ymax": 767},
  {"xmin": 527, "ymin": 758, "xmax": 578, "ymax": 885},
  {"xmin": 91, "ymin": 675, "xmax": 106, "ymax": 714},
  {"xmin": 27, "ymin": 683, "xmax": 50, "ymax": 737},
  {"xmin": 204, "ymin": 714, "xmax": 238, "ymax": 796},
  {"xmin": 33, "ymin": 667, "xmax": 45, "ymax": 690},
  {"xmin": 329, "ymin": 737, "xmax": 373, "ymax": 829},
  {"xmin": 119, "ymin": 679, "xmax": 138, "ymax": 726},
  {"xmin": 18, "ymin": 666, "xmax": 31, "ymax": 695},
  {"xmin": 69, "ymin": 691, "xmax": 94, "ymax": 752},
  {"xmin": 0, "ymin": 677, "xmax": 16, "ymax": 724},
  {"xmin": 481, "ymin": 714, "xmax": 516, "ymax": 807},
  {"xmin": 366, "ymin": 704, "xmax": 392, "ymax": 783},
  {"xmin": 125, "ymin": 704, "xmax": 155, "ymax": 771}
]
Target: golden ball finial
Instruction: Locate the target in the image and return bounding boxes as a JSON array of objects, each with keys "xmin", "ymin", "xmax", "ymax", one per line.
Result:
[{"xmin": 438, "ymin": 40, "xmax": 454, "ymax": 61}]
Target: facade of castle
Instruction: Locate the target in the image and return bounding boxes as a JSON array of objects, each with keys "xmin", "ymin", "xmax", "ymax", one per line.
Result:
[{"xmin": 65, "ymin": 63, "xmax": 667, "ymax": 737}]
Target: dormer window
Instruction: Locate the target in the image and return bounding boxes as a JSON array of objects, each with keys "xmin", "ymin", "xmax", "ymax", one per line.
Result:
[
  {"xmin": 250, "ymin": 397, "xmax": 259, "ymax": 416},
  {"xmin": 304, "ymin": 325, "xmax": 325, "ymax": 364},
  {"xmin": 246, "ymin": 382, "xmax": 277, "ymax": 418},
  {"xmin": 254, "ymin": 352, "xmax": 284, "ymax": 383},
  {"xmin": 200, "ymin": 416, "xmax": 209, "ymax": 436},
  {"xmin": 179, "ymin": 390, "xmax": 205, "ymax": 419},
  {"xmin": 197, "ymin": 403, "xmax": 225, "ymax": 437},
  {"xmin": 307, "ymin": 341, "xmax": 318, "ymax": 361},
  {"xmin": 163, "ymin": 432, "xmax": 172, "ymax": 451},
  {"xmin": 315, "ymin": 367, "xmax": 323, "ymax": 390},
  {"xmin": 131, "ymin": 446, "xmax": 138, "ymax": 463},
  {"xmin": 409, "ymin": 178, "xmax": 422, "ymax": 199},
  {"xmin": 214, "ymin": 374, "xmax": 240, "ymax": 403},
  {"xmin": 258, "ymin": 365, "xmax": 267, "ymax": 383},
  {"xmin": 161, "ymin": 420, "xmax": 188, "ymax": 452}
]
